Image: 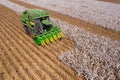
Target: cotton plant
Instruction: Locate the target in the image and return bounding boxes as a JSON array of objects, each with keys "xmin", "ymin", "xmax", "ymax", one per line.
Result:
[{"xmin": 56, "ymin": 19, "xmax": 120, "ymax": 79}]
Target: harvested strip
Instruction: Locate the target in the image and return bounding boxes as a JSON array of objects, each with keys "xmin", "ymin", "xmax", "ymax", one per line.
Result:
[
  {"xmin": 5, "ymin": 14, "xmax": 78, "ymax": 80},
  {"xmin": 0, "ymin": 17, "xmax": 43, "ymax": 80},
  {"xmin": 0, "ymin": 5, "xmax": 81, "ymax": 80},
  {"xmin": 0, "ymin": 53, "xmax": 13, "ymax": 80},
  {"xmin": 0, "ymin": 2, "xmax": 80, "ymax": 79},
  {"xmin": 4, "ymin": 12, "xmax": 77, "ymax": 79},
  {"xmin": 0, "ymin": 14, "xmax": 67, "ymax": 80}
]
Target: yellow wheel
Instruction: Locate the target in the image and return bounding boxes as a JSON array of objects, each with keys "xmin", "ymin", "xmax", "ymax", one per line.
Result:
[
  {"xmin": 41, "ymin": 40, "xmax": 45, "ymax": 46},
  {"xmin": 53, "ymin": 35, "xmax": 58, "ymax": 41},
  {"xmin": 61, "ymin": 33, "xmax": 64, "ymax": 37},
  {"xmin": 57, "ymin": 33, "xmax": 61, "ymax": 39},
  {"xmin": 46, "ymin": 38, "xmax": 50, "ymax": 44},
  {"xmin": 50, "ymin": 37, "xmax": 54, "ymax": 42}
]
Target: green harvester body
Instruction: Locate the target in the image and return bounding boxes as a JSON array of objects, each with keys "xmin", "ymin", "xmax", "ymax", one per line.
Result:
[{"xmin": 21, "ymin": 9, "xmax": 64, "ymax": 46}]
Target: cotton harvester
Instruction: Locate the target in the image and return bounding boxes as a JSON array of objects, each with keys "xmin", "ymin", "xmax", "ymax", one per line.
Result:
[{"xmin": 21, "ymin": 9, "xmax": 64, "ymax": 46}]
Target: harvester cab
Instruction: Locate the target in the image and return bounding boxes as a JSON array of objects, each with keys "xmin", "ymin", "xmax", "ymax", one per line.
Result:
[{"xmin": 21, "ymin": 9, "xmax": 64, "ymax": 46}]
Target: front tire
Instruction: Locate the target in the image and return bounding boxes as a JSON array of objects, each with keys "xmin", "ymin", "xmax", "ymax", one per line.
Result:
[{"xmin": 23, "ymin": 25, "xmax": 34, "ymax": 36}]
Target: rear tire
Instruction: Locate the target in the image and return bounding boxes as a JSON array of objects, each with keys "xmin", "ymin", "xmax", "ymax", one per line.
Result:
[
  {"xmin": 23, "ymin": 25, "xmax": 34, "ymax": 36},
  {"xmin": 24, "ymin": 25, "xmax": 29, "ymax": 34}
]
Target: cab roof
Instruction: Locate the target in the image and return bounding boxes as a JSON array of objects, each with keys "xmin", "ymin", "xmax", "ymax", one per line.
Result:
[{"xmin": 27, "ymin": 9, "xmax": 50, "ymax": 20}]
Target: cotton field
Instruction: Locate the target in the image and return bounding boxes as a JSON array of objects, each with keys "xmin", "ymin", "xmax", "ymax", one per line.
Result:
[
  {"xmin": 19, "ymin": 0, "xmax": 120, "ymax": 31},
  {"xmin": 0, "ymin": 0, "xmax": 120, "ymax": 80}
]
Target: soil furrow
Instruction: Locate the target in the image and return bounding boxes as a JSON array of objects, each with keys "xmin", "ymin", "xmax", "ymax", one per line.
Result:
[
  {"xmin": 0, "ymin": 20, "xmax": 43, "ymax": 80},
  {"xmin": 1, "ymin": 25, "xmax": 39, "ymax": 80},
  {"xmin": 4, "ymin": 13, "xmax": 78, "ymax": 80},
  {"xmin": 0, "ymin": 36, "xmax": 31, "ymax": 80},
  {"xmin": 0, "ymin": 53, "xmax": 13, "ymax": 80},
  {"xmin": 0, "ymin": 10, "xmax": 72, "ymax": 79},
  {"xmin": 2, "ymin": 12, "xmax": 78, "ymax": 80},
  {"xmin": 0, "ymin": 16, "xmax": 71, "ymax": 80},
  {"xmin": 0, "ymin": 44, "xmax": 21, "ymax": 80},
  {"xmin": 0, "ymin": 16, "xmax": 60, "ymax": 80}
]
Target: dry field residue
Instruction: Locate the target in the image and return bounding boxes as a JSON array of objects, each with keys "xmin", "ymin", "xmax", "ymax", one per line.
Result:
[{"xmin": 0, "ymin": 5, "xmax": 82, "ymax": 80}]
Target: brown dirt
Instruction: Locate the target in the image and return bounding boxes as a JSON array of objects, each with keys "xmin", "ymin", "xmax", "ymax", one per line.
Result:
[
  {"xmin": 0, "ymin": 5, "xmax": 83, "ymax": 80},
  {"xmin": 10, "ymin": 0, "xmax": 120, "ymax": 42},
  {"xmin": 98, "ymin": 0, "xmax": 120, "ymax": 4}
]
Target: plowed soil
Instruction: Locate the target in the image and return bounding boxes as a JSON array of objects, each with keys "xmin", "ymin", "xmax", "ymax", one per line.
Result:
[
  {"xmin": 10, "ymin": 0, "xmax": 120, "ymax": 42},
  {"xmin": 0, "ymin": 5, "xmax": 82, "ymax": 80}
]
